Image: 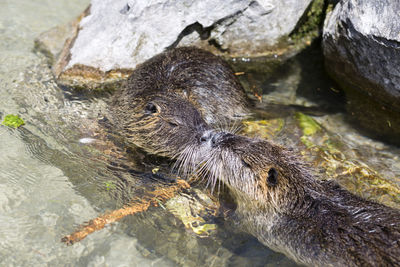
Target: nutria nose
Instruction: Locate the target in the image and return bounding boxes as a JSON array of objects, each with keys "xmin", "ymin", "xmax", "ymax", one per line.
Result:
[
  {"xmin": 200, "ymin": 131, "xmax": 223, "ymax": 147},
  {"xmin": 211, "ymin": 133, "xmax": 219, "ymax": 146},
  {"xmin": 200, "ymin": 130, "xmax": 214, "ymax": 143}
]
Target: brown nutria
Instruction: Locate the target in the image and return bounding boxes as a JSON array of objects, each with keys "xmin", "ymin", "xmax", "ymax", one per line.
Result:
[
  {"xmin": 176, "ymin": 131, "xmax": 400, "ymax": 267},
  {"xmin": 109, "ymin": 47, "xmax": 249, "ymax": 157}
]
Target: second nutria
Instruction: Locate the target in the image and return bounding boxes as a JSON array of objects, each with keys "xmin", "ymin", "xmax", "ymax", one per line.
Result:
[
  {"xmin": 109, "ymin": 47, "xmax": 249, "ymax": 157},
  {"xmin": 176, "ymin": 131, "xmax": 400, "ymax": 266}
]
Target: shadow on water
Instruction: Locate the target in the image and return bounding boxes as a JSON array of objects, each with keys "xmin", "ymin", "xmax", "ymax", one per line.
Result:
[
  {"xmin": 295, "ymin": 40, "xmax": 345, "ymax": 112},
  {"xmin": 296, "ymin": 41, "xmax": 400, "ymax": 147}
]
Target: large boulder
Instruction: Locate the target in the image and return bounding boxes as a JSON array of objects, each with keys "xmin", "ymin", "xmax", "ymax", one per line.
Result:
[
  {"xmin": 323, "ymin": 0, "xmax": 400, "ymax": 144},
  {"xmin": 36, "ymin": 0, "xmax": 320, "ymax": 90}
]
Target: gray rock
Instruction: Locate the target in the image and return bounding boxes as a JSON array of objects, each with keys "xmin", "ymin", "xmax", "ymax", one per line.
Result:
[
  {"xmin": 35, "ymin": 8, "xmax": 89, "ymax": 80},
  {"xmin": 323, "ymin": 0, "xmax": 400, "ymax": 144},
  {"xmin": 46, "ymin": 0, "xmax": 313, "ymax": 89},
  {"xmin": 34, "ymin": 21, "xmax": 78, "ymax": 66}
]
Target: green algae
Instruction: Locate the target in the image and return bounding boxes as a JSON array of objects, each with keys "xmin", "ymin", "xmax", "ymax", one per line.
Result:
[
  {"xmin": 152, "ymin": 167, "xmax": 160, "ymax": 174},
  {"xmin": 191, "ymin": 223, "xmax": 217, "ymax": 235},
  {"xmin": 295, "ymin": 112, "xmax": 321, "ymax": 136},
  {"xmin": 241, "ymin": 119, "xmax": 284, "ymax": 139},
  {"xmin": 104, "ymin": 181, "xmax": 116, "ymax": 191},
  {"xmin": 296, "ymin": 122, "xmax": 400, "ymax": 209},
  {"xmin": 300, "ymin": 135, "xmax": 315, "ymax": 149},
  {"xmin": 165, "ymin": 190, "xmax": 218, "ymax": 237},
  {"xmin": 2, "ymin": 114, "xmax": 25, "ymax": 128}
]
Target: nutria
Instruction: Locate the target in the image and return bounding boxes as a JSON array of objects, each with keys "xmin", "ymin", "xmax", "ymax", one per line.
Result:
[
  {"xmin": 176, "ymin": 131, "xmax": 400, "ymax": 266},
  {"xmin": 109, "ymin": 47, "xmax": 249, "ymax": 157},
  {"xmin": 107, "ymin": 46, "xmax": 400, "ymax": 265}
]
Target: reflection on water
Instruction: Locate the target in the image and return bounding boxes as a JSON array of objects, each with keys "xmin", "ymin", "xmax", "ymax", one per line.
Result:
[{"xmin": 1, "ymin": 1, "xmax": 399, "ymax": 266}]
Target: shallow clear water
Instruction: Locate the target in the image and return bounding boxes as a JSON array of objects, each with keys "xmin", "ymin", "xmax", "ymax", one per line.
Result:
[
  {"xmin": 1, "ymin": 1, "xmax": 399, "ymax": 267},
  {"xmin": 0, "ymin": 1, "xmax": 168, "ymax": 266}
]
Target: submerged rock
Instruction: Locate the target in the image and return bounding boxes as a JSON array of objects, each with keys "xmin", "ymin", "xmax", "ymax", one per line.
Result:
[
  {"xmin": 35, "ymin": 0, "xmax": 321, "ymax": 90},
  {"xmin": 323, "ymin": 0, "xmax": 400, "ymax": 144}
]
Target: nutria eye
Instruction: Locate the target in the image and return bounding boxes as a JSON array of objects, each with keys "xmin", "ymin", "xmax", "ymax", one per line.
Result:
[
  {"xmin": 144, "ymin": 103, "xmax": 158, "ymax": 114},
  {"xmin": 267, "ymin": 168, "xmax": 278, "ymax": 186},
  {"xmin": 242, "ymin": 160, "xmax": 251, "ymax": 168},
  {"xmin": 168, "ymin": 121, "xmax": 179, "ymax": 127}
]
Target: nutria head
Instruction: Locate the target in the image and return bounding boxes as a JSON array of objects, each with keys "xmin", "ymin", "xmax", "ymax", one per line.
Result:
[
  {"xmin": 177, "ymin": 131, "xmax": 317, "ymax": 213},
  {"xmin": 109, "ymin": 47, "xmax": 249, "ymax": 157},
  {"xmin": 110, "ymin": 92, "xmax": 210, "ymax": 157}
]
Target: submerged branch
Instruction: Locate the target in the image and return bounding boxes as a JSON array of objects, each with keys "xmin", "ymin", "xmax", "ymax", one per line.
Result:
[{"xmin": 62, "ymin": 179, "xmax": 190, "ymax": 245}]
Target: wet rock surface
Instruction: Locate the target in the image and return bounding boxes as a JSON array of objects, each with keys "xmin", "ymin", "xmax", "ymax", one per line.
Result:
[
  {"xmin": 323, "ymin": 0, "xmax": 400, "ymax": 144},
  {"xmin": 35, "ymin": 0, "xmax": 320, "ymax": 90}
]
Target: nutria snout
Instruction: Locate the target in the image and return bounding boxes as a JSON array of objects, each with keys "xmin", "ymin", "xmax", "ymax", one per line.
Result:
[
  {"xmin": 178, "ymin": 132, "xmax": 400, "ymax": 266},
  {"xmin": 199, "ymin": 131, "xmax": 234, "ymax": 147}
]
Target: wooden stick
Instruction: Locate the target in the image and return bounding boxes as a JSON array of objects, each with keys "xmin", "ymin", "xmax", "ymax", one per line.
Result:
[{"xmin": 62, "ymin": 179, "xmax": 190, "ymax": 245}]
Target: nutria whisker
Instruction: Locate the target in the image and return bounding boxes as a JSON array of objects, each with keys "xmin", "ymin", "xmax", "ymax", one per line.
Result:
[
  {"xmin": 228, "ymin": 120, "xmax": 244, "ymax": 135},
  {"xmin": 214, "ymin": 118, "xmax": 229, "ymax": 135},
  {"xmin": 203, "ymin": 154, "xmax": 221, "ymax": 193},
  {"xmin": 173, "ymin": 145, "xmax": 195, "ymax": 179},
  {"xmin": 213, "ymin": 117, "xmax": 243, "ymax": 136}
]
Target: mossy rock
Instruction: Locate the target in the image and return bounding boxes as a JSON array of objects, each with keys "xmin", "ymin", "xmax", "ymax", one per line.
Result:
[{"xmin": 290, "ymin": 0, "xmax": 326, "ymax": 44}]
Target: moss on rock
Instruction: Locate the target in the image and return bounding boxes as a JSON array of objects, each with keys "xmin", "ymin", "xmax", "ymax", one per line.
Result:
[{"xmin": 290, "ymin": 0, "xmax": 326, "ymax": 43}]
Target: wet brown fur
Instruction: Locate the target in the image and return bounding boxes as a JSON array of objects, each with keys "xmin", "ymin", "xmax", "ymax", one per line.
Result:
[{"xmin": 183, "ymin": 133, "xmax": 400, "ymax": 267}]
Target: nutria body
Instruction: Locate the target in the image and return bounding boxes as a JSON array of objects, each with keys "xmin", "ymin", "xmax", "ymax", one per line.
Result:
[
  {"xmin": 109, "ymin": 47, "xmax": 248, "ymax": 157},
  {"xmin": 177, "ymin": 132, "xmax": 400, "ymax": 266}
]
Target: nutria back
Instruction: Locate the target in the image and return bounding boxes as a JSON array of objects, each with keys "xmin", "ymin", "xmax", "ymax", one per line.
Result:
[
  {"xmin": 109, "ymin": 47, "xmax": 248, "ymax": 156},
  {"xmin": 179, "ymin": 131, "xmax": 400, "ymax": 266}
]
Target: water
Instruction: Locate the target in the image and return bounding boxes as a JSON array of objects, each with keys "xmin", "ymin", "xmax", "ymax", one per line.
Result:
[
  {"xmin": 0, "ymin": 0, "xmax": 166, "ymax": 266},
  {"xmin": 1, "ymin": 1, "xmax": 399, "ymax": 266}
]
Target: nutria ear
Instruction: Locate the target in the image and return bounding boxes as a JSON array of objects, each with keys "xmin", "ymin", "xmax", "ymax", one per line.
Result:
[{"xmin": 267, "ymin": 168, "xmax": 278, "ymax": 186}]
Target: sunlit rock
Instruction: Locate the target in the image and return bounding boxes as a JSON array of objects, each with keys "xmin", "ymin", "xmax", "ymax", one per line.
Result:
[
  {"xmin": 36, "ymin": 0, "xmax": 316, "ymax": 90},
  {"xmin": 323, "ymin": 0, "xmax": 400, "ymax": 144}
]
